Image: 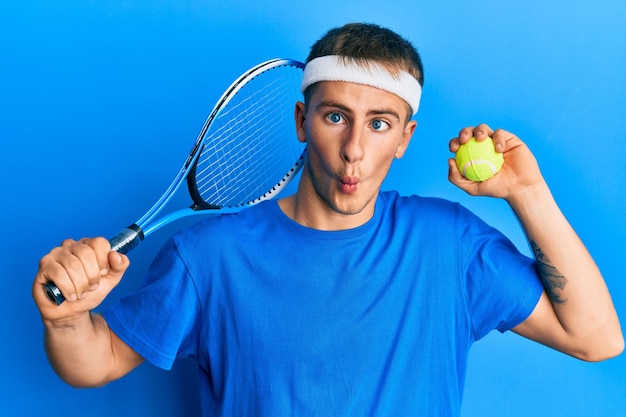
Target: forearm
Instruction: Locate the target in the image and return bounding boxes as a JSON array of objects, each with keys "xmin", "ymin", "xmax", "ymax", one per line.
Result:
[
  {"xmin": 44, "ymin": 312, "xmax": 119, "ymax": 387},
  {"xmin": 508, "ymin": 181, "xmax": 623, "ymax": 355}
]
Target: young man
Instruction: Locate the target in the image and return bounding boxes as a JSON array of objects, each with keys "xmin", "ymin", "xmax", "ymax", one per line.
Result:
[{"xmin": 33, "ymin": 23, "xmax": 623, "ymax": 416}]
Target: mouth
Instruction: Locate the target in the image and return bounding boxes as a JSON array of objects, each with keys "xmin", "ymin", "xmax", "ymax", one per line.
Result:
[{"xmin": 339, "ymin": 176, "xmax": 359, "ymax": 194}]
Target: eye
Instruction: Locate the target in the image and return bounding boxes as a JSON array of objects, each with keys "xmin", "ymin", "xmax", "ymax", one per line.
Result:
[
  {"xmin": 326, "ymin": 112, "xmax": 345, "ymax": 124},
  {"xmin": 371, "ymin": 119, "xmax": 390, "ymax": 132}
]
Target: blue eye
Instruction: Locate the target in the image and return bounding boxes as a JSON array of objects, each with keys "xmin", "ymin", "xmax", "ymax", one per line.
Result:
[
  {"xmin": 327, "ymin": 112, "xmax": 343, "ymax": 124},
  {"xmin": 371, "ymin": 119, "xmax": 390, "ymax": 131}
]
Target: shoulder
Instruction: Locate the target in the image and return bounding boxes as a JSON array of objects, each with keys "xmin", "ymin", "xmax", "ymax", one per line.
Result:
[
  {"xmin": 377, "ymin": 190, "xmax": 504, "ymax": 244},
  {"xmin": 170, "ymin": 201, "xmax": 276, "ymax": 250},
  {"xmin": 378, "ymin": 190, "xmax": 470, "ymax": 220}
]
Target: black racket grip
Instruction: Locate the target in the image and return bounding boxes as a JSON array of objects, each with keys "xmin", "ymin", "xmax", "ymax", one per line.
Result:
[{"xmin": 43, "ymin": 224, "xmax": 144, "ymax": 306}]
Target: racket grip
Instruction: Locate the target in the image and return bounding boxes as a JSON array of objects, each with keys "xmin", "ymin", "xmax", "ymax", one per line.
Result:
[
  {"xmin": 109, "ymin": 224, "xmax": 144, "ymax": 254},
  {"xmin": 43, "ymin": 224, "xmax": 145, "ymax": 305}
]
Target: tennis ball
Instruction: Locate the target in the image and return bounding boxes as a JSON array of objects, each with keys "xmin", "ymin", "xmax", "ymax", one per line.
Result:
[{"xmin": 455, "ymin": 137, "xmax": 504, "ymax": 182}]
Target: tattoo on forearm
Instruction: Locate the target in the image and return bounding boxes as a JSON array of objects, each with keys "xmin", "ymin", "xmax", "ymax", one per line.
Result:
[{"xmin": 531, "ymin": 241, "xmax": 568, "ymax": 304}]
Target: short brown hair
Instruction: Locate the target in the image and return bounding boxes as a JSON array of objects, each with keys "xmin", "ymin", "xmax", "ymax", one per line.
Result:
[{"xmin": 306, "ymin": 23, "xmax": 424, "ymax": 87}]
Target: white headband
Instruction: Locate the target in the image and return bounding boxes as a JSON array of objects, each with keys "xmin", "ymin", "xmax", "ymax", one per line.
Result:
[{"xmin": 300, "ymin": 55, "xmax": 422, "ymax": 115}]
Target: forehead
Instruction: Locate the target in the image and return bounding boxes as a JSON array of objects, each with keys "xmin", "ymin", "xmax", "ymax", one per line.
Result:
[{"xmin": 307, "ymin": 81, "xmax": 412, "ymax": 118}]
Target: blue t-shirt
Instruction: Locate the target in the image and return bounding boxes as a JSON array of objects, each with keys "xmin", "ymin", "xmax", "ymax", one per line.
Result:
[{"xmin": 104, "ymin": 191, "xmax": 543, "ymax": 416}]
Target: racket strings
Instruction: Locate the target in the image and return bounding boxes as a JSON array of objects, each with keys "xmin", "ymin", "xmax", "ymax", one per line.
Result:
[
  {"xmin": 199, "ymin": 74, "xmax": 296, "ymax": 164},
  {"xmin": 193, "ymin": 64, "xmax": 305, "ymax": 207},
  {"xmin": 199, "ymin": 100, "xmax": 296, "ymax": 203}
]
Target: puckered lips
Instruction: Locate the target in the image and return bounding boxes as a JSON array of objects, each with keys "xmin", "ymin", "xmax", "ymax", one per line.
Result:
[{"xmin": 339, "ymin": 176, "xmax": 359, "ymax": 194}]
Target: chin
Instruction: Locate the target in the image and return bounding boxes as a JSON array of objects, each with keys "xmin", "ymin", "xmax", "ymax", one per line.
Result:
[{"xmin": 329, "ymin": 196, "xmax": 372, "ymax": 216}]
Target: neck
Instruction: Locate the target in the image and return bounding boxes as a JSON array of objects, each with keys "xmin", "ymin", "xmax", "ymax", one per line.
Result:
[{"xmin": 278, "ymin": 178, "xmax": 377, "ymax": 231}]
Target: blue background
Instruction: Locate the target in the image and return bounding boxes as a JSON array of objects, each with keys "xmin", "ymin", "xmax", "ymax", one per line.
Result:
[{"xmin": 2, "ymin": 1, "xmax": 625, "ymax": 416}]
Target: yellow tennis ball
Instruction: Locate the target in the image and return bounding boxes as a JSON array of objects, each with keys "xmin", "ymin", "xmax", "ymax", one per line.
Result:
[{"xmin": 455, "ymin": 137, "xmax": 504, "ymax": 182}]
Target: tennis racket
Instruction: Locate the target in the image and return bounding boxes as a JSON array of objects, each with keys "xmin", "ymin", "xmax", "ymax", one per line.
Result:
[{"xmin": 44, "ymin": 58, "xmax": 306, "ymax": 305}]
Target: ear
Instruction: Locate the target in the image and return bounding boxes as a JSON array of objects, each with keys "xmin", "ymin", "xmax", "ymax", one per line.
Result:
[
  {"xmin": 394, "ymin": 120, "xmax": 417, "ymax": 159},
  {"xmin": 294, "ymin": 101, "xmax": 307, "ymax": 144}
]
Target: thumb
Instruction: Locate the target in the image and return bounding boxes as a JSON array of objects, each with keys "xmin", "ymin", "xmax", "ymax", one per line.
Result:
[
  {"xmin": 447, "ymin": 157, "xmax": 466, "ymax": 185},
  {"xmin": 106, "ymin": 251, "xmax": 130, "ymax": 277},
  {"xmin": 447, "ymin": 157, "xmax": 482, "ymax": 196}
]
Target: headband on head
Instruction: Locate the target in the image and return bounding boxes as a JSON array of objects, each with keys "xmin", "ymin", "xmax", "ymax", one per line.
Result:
[{"xmin": 300, "ymin": 55, "xmax": 422, "ymax": 115}]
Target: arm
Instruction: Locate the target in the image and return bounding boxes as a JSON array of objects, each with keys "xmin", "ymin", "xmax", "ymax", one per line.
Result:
[
  {"xmin": 32, "ymin": 237, "xmax": 143, "ymax": 386},
  {"xmin": 448, "ymin": 124, "xmax": 624, "ymax": 361}
]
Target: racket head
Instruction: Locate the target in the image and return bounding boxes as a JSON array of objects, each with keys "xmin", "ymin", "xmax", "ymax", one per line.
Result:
[
  {"xmin": 187, "ymin": 59, "xmax": 306, "ymax": 210},
  {"xmin": 42, "ymin": 59, "xmax": 307, "ymax": 306}
]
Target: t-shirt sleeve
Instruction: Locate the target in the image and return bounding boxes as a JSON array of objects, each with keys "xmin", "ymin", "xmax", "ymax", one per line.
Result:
[
  {"xmin": 102, "ymin": 238, "xmax": 202, "ymax": 370},
  {"xmin": 459, "ymin": 208, "xmax": 544, "ymax": 340}
]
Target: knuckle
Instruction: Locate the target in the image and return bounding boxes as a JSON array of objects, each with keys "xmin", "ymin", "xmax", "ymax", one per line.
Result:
[
  {"xmin": 63, "ymin": 256, "xmax": 86, "ymax": 279},
  {"xmin": 38, "ymin": 252, "xmax": 56, "ymax": 269},
  {"xmin": 60, "ymin": 238, "xmax": 77, "ymax": 247},
  {"xmin": 70, "ymin": 243, "xmax": 93, "ymax": 261},
  {"xmin": 90, "ymin": 236, "xmax": 112, "ymax": 253}
]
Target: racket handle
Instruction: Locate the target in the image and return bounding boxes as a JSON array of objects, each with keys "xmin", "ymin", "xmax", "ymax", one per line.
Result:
[
  {"xmin": 43, "ymin": 224, "xmax": 145, "ymax": 306},
  {"xmin": 109, "ymin": 224, "xmax": 144, "ymax": 254}
]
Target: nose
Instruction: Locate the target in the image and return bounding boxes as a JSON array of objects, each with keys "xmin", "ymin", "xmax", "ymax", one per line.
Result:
[{"xmin": 341, "ymin": 125, "xmax": 365, "ymax": 163}]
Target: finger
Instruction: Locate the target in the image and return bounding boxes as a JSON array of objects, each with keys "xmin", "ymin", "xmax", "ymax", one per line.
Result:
[
  {"xmin": 48, "ymin": 238, "xmax": 109, "ymax": 302},
  {"xmin": 65, "ymin": 243, "xmax": 102, "ymax": 301},
  {"xmin": 457, "ymin": 126, "xmax": 475, "ymax": 144},
  {"xmin": 38, "ymin": 245, "xmax": 86, "ymax": 302},
  {"xmin": 447, "ymin": 158, "xmax": 483, "ymax": 197},
  {"xmin": 451, "ymin": 124, "xmax": 495, "ymax": 151},
  {"xmin": 79, "ymin": 237, "xmax": 119, "ymax": 295},
  {"xmin": 448, "ymin": 137, "xmax": 461, "ymax": 153},
  {"xmin": 472, "ymin": 123, "xmax": 494, "ymax": 141},
  {"xmin": 60, "ymin": 238, "xmax": 78, "ymax": 248},
  {"xmin": 86, "ymin": 251, "xmax": 130, "ymax": 297},
  {"xmin": 491, "ymin": 128, "xmax": 516, "ymax": 153},
  {"xmin": 82, "ymin": 237, "xmax": 113, "ymax": 277},
  {"xmin": 36, "ymin": 251, "xmax": 73, "ymax": 301},
  {"xmin": 447, "ymin": 157, "xmax": 472, "ymax": 185},
  {"xmin": 108, "ymin": 251, "xmax": 130, "ymax": 273}
]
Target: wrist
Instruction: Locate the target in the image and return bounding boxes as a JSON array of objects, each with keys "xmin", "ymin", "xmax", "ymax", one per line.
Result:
[
  {"xmin": 43, "ymin": 310, "xmax": 95, "ymax": 330},
  {"xmin": 506, "ymin": 180, "xmax": 553, "ymax": 215}
]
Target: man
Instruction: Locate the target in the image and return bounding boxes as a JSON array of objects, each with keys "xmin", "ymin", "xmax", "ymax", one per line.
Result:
[{"xmin": 33, "ymin": 23, "xmax": 623, "ymax": 416}]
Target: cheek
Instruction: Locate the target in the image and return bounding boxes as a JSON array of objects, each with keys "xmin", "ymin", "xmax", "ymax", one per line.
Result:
[
  {"xmin": 376, "ymin": 135, "xmax": 403, "ymax": 158},
  {"xmin": 370, "ymin": 138, "xmax": 403, "ymax": 173},
  {"xmin": 306, "ymin": 125, "xmax": 341, "ymax": 159},
  {"xmin": 304, "ymin": 137, "xmax": 331, "ymax": 170},
  {"xmin": 373, "ymin": 154, "xmax": 396, "ymax": 178}
]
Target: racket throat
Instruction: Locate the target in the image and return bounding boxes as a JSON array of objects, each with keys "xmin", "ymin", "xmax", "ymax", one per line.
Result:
[
  {"xmin": 190, "ymin": 202, "xmax": 221, "ymax": 211},
  {"xmin": 109, "ymin": 224, "xmax": 145, "ymax": 254}
]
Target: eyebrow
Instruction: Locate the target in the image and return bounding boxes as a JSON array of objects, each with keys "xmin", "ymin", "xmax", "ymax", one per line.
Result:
[{"xmin": 316, "ymin": 100, "xmax": 402, "ymax": 122}]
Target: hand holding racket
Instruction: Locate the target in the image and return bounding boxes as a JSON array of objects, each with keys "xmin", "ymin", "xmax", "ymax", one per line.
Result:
[{"xmin": 41, "ymin": 59, "xmax": 306, "ymax": 305}]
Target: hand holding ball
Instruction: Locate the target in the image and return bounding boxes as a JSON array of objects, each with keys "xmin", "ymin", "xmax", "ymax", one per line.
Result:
[{"xmin": 455, "ymin": 137, "xmax": 503, "ymax": 181}]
